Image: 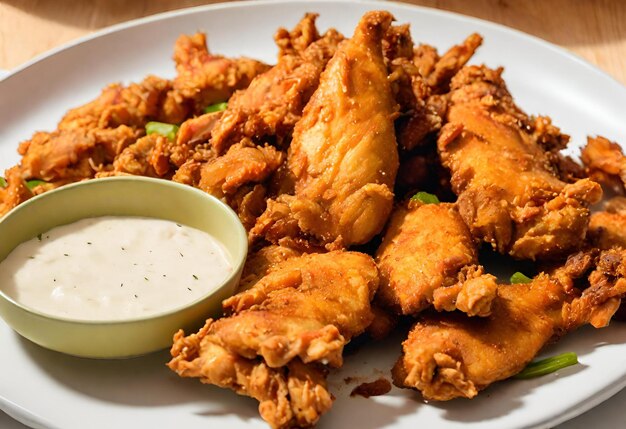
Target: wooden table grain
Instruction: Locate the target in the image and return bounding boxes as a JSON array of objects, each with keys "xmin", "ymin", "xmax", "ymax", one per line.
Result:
[{"xmin": 1, "ymin": 0, "xmax": 625, "ymax": 85}]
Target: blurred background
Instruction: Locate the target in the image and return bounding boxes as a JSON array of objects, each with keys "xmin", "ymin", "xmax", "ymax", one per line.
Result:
[{"xmin": 0, "ymin": 0, "xmax": 625, "ymax": 84}]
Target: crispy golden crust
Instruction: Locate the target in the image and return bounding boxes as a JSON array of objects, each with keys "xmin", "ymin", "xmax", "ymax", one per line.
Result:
[
  {"xmin": 581, "ymin": 135, "xmax": 626, "ymax": 193},
  {"xmin": 168, "ymin": 250, "xmax": 378, "ymax": 428},
  {"xmin": 210, "ymin": 17, "xmax": 343, "ymax": 154},
  {"xmin": 438, "ymin": 65, "xmax": 602, "ymax": 260},
  {"xmin": 250, "ymin": 11, "xmax": 399, "ymax": 250},
  {"xmin": 393, "ymin": 249, "xmax": 626, "ymax": 401},
  {"xmin": 376, "ymin": 201, "xmax": 496, "ymax": 316}
]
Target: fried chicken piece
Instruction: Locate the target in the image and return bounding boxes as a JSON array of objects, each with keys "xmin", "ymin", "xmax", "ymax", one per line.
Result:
[
  {"xmin": 0, "ymin": 166, "xmax": 33, "ymax": 216},
  {"xmin": 238, "ymin": 244, "xmax": 304, "ymax": 293},
  {"xmin": 165, "ymin": 33, "xmax": 271, "ymax": 122},
  {"xmin": 274, "ymin": 13, "xmax": 321, "ymax": 58},
  {"xmin": 393, "ymin": 249, "xmax": 626, "ymax": 400},
  {"xmin": 104, "ymin": 133, "xmax": 173, "ymax": 178},
  {"xmin": 168, "ymin": 326, "xmax": 332, "ymax": 429},
  {"xmin": 169, "ymin": 250, "xmax": 378, "ymax": 427},
  {"xmin": 196, "ymin": 141, "xmax": 283, "ymax": 199},
  {"xmin": 581, "ymin": 135, "xmax": 626, "ymax": 193},
  {"xmin": 210, "ymin": 17, "xmax": 343, "ymax": 154},
  {"xmin": 424, "ymin": 33, "xmax": 483, "ymax": 94},
  {"xmin": 250, "ymin": 11, "xmax": 399, "ymax": 250},
  {"xmin": 438, "ymin": 66, "xmax": 602, "ymax": 260},
  {"xmin": 171, "ymin": 111, "xmax": 223, "ymax": 167},
  {"xmin": 58, "ymin": 76, "xmax": 171, "ymax": 131},
  {"xmin": 217, "ymin": 251, "xmax": 378, "ymax": 367},
  {"xmin": 376, "ymin": 200, "xmax": 497, "ymax": 316},
  {"xmin": 589, "ymin": 197, "xmax": 626, "ymax": 250},
  {"xmin": 18, "ymin": 125, "xmax": 139, "ymax": 181}
]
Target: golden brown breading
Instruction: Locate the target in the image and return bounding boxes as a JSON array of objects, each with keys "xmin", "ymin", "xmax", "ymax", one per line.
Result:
[
  {"xmin": 250, "ymin": 11, "xmax": 399, "ymax": 250},
  {"xmin": 393, "ymin": 249, "xmax": 626, "ymax": 401},
  {"xmin": 210, "ymin": 17, "xmax": 343, "ymax": 154},
  {"xmin": 581, "ymin": 135, "xmax": 626, "ymax": 193},
  {"xmin": 165, "ymin": 33, "xmax": 270, "ymax": 122},
  {"xmin": 104, "ymin": 133, "xmax": 173, "ymax": 178},
  {"xmin": 589, "ymin": 197, "xmax": 626, "ymax": 250},
  {"xmin": 0, "ymin": 166, "xmax": 33, "ymax": 216},
  {"xmin": 19, "ymin": 125, "xmax": 139, "ymax": 182},
  {"xmin": 218, "ymin": 251, "xmax": 379, "ymax": 367},
  {"xmin": 168, "ymin": 325, "xmax": 332, "ymax": 429},
  {"xmin": 274, "ymin": 13, "xmax": 321, "ymax": 58},
  {"xmin": 376, "ymin": 200, "xmax": 496, "ymax": 316},
  {"xmin": 58, "ymin": 76, "xmax": 172, "ymax": 131},
  {"xmin": 169, "ymin": 250, "xmax": 378, "ymax": 428},
  {"xmin": 438, "ymin": 65, "xmax": 602, "ymax": 260},
  {"xmin": 237, "ymin": 244, "xmax": 304, "ymax": 293},
  {"xmin": 170, "ymin": 111, "xmax": 223, "ymax": 167}
]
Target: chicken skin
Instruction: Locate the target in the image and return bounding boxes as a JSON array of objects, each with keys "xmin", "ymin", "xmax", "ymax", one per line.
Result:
[
  {"xmin": 210, "ymin": 15, "xmax": 343, "ymax": 154},
  {"xmin": 438, "ymin": 65, "xmax": 602, "ymax": 260},
  {"xmin": 168, "ymin": 250, "xmax": 379, "ymax": 428},
  {"xmin": 589, "ymin": 197, "xmax": 626, "ymax": 250},
  {"xmin": 393, "ymin": 249, "xmax": 626, "ymax": 401},
  {"xmin": 250, "ymin": 11, "xmax": 399, "ymax": 250},
  {"xmin": 376, "ymin": 200, "xmax": 497, "ymax": 316},
  {"xmin": 164, "ymin": 32, "xmax": 270, "ymax": 123},
  {"xmin": 169, "ymin": 326, "xmax": 332, "ymax": 429},
  {"xmin": 581, "ymin": 135, "xmax": 626, "ymax": 193}
]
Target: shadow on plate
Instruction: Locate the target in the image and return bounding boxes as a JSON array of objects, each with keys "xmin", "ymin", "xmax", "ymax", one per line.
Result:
[{"xmin": 17, "ymin": 333, "xmax": 256, "ymax": 419}]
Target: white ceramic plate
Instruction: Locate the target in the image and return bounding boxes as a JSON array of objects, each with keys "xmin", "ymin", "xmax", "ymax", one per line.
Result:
[{"xmin": 1, "ymin": 1, "xmax": 626, "ymax": 428}]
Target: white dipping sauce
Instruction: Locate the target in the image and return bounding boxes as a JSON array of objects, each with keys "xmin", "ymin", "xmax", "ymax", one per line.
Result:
[{"xmin": 0, "ymin": 216, "xmax": 232, "ymax": 321}]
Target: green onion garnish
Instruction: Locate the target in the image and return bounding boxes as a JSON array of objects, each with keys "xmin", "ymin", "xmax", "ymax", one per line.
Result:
[
  {"xmin": 0, "ymin": 177, "xmax": 6, "ymax": 188},
  {"xmin": 26, "ymin": 179, "xmax": 46, "ymax": 190},
  {"xmin": 411, "ymin": 191, "xmax": 440, "ymax": 204},
  {"xmin": 146, "ymin": 121, "xmax": 179, "ymax": 141},
  {"xmin": 510, "ymin": 272, "xmax": 533, "ymax": 284},
  {"xmin": 203, "ymin": 101, "xmax": 228, "ymax": 113},
  {"xmin": 514, "ymin": 352, "xmax": 578, "ymax": 379}
]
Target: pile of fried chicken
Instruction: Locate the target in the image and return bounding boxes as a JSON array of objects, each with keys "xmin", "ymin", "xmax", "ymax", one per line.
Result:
[{"xmin": 2, "ymin": 10, "xmax": 626, "ymax": 429}]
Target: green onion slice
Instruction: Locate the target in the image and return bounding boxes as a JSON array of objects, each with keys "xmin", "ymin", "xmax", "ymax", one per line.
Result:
[
  {"xmin": 0, "ymin": 177, "xmax": 6, "ymax": 188},
  {"xmin": 411, "ymin": 191, "xmax": 440, "ymax": 204},
  {"xmin": 510, "ymin": 272, "xmax": 533, "ymax": 284},
  {"xmin": 146, "ymin": 121, "xmax": 179, "ymax": 141},
  {"xmin": 514, "ymin": 352, "xmax": 578, "ymax": 379},
  {"xmin": 203, "ymin": 101, "xmax": 228, "ymax": 113},
  {"xmin": 26, "ymin": 179, "xmax": 46, "ymax": 190}
]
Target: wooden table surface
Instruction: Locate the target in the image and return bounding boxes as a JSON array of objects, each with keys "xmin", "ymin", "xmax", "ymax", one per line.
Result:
[{"xmin": 1, "ymin": 0, "xmax": 625, "ymax": 85}]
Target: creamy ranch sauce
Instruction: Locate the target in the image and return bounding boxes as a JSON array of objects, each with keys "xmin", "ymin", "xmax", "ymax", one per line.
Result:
[{"xmin": 0, "ymin": 216, "xmax": 232, "ymax": 321}]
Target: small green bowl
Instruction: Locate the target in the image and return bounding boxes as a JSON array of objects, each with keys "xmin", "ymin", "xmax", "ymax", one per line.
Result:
[{"xmin": 0, "ymin": 177, "xmax": 247, "ymax": 358}]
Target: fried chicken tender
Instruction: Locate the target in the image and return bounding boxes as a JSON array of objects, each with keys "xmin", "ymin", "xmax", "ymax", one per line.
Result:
[
  {"xmin": 0, "ymin": 166, "xmax": 33, "ymax": 216},
  {"xmin": 58, "ymin": 76, "xmax": 172, "ymax": 131},
  {"xmin": 581, "ymin": 135, "xmax": 626, "ymax": 193},
  {"xmin": 165, "ymin": 33, "xmax": 270, "ymax": 122},
  {"xmin": 393, "ymin": 249, "xmax": 626, "ymax": 401},
  {"xmin": 210, "ymin": 16, "xmax": 343, "ymax": 154},
  {"xmin": 376, "ymin": 200, "xmax": 497, "ymax": 316},
  {"xmin": 250, "ymin": 11, "xmax": 399, "ymax": 250},
  {"xmin": 438, "ymin": 65, "xmax": 602, "ymax": 260},
  {"xmin": 589, "ymin": 197, "xmax": 626, "ymax": 250},
  {"xmin": 169, "ymin": 250, "xmax": 378, "ymax": 428},
  {"xmin": 217, "ymin": 251, "xmax": 379, "ymax": 367},
  {"xmin": 168, "ymin": 326, "xmax": 332, "ymax": 429},
  {"xmin": 19, "ymin": 125, "xmax": 139, "ymax": 181},
  {"xmin": 238, "ymin": 244, "xmax": 304, "ymax": 292}
]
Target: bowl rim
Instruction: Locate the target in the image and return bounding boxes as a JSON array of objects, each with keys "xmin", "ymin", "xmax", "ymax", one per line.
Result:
[{"xmin": 0, "ymin": 176, "xmax": 248, "ymax": 325}]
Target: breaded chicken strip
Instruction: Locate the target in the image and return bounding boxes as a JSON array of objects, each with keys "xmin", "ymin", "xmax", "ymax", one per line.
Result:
[
  {"xmin": 0, "ymin": 166, "xmax": 33, "ymax": 216},
  {"xmin": 210, "ymin": 15, "xmax": 343, "ymax": 154},
  {"xmin": 168, "ymin": 250, "xmax": 378, "ymax": 428},
  {"xmin": 250, "ymin": 11, "xmax": 399, "ymax": 250},
  {"xmin": 589, "ymin": 197, "xmax": 626, "ymax": 250},
  {"xmin": 438, "ymin": 66, "xmax": 602, "ymax": 260},
  {"xmin": 581, "ymin": 135, "xmax": 626, "ymax": 193},
  {"xmin": 393, "ymin": 249, "xmax": 626, "ymax": 400},
  {"xmin": 163, "ymin": 32, "xmax": 270, "ymax": 123},
  {"xmin": 376, "ymin": 199, "xmax": 497, "ymax": 316},
  {"xmin": 169, "ymin": 326, "xmax": 332, "ymax": 429}
]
